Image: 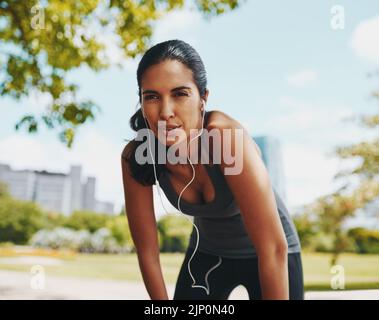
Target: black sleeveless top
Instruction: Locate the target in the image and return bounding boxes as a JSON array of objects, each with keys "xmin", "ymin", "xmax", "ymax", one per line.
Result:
[{"xmin": 158, "ymin": 163, "xmax": 302, "ymax": 259}]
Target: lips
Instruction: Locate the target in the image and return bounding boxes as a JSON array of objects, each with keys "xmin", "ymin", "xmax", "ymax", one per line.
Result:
[
  {"xmin": 162, "ymin": 124, "xmax": 182, "ymax": 139},
  {"xmin": 166, "ymin": 124, "xmax": 181, "ymax": 130}
]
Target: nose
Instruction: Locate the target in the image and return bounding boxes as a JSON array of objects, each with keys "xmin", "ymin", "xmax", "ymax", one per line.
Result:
[{"xmin": 159, "ymin": 100, "xmax": 175, "ymax": 121}]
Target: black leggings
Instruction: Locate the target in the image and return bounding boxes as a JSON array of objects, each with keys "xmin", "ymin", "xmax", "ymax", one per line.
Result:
[{"xmin": 173, "ymin": 246, "xmax": 305, "ymax": 300}]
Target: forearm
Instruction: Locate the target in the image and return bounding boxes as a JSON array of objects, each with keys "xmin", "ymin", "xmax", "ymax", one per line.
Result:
[
  {"xmin": 138, "ymin": 254, "xmax": 169, "ymax": 300},
  {"xmin": 258, "ymin": 250, "xmax": 289, "ymax": 300}
]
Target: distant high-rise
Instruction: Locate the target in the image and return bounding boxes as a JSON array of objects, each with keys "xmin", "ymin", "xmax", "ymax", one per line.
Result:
[
  {"xmin": 34, "ymin": 170, "xmax": 71, "ymax": 215},
  {"xmin": 0, "ymin": 164, "xmax": 36, "ymax": 202},
  {"xmin": 0, "ymin": 163, "xmax": 114, "ymax": 215},
  {"xmin": 69, "ymin": 165, "xmax": 82, "ymax": 213},
  {"xmin": 253, "ymin": 135, "xmax": 287, "ymax": 202},
  {"xmin": 82, "ymin": 176, "xmax": 96, "ymax": 212}
]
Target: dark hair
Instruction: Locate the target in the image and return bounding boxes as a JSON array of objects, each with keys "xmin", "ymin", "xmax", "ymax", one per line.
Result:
[{"xmin": 124, "ymin": 39, "xmax": 208, "ymax": 186}]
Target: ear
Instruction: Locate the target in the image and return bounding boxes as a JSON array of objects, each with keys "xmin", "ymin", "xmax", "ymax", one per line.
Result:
[{"xmin": 202, "ymin": 89, "xmax": 209, "ymax": 105}]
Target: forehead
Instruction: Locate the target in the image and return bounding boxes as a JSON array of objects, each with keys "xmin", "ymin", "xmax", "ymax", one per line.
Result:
[{"xmin": 141, "ymin": 60, "xmax": 195, "ymax": 91}]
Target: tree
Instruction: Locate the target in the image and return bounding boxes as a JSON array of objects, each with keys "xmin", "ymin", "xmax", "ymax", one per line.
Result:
[
  {"xmin": 292, "ymin": 210, "xmax": 318, "ymax": 250},
  {"xmin": 348, "ymin": 227, "xmax": 379, "ymax": 254},
  {"xmin": 0, "ymin": 197, "xmax": 45, "ymax": 244},
  {"xmin": 157, "ymin": 213, "xmax": 192, "ymax": 252},
  {"xmin": 308, "ymin": 179, "xmax": 379, "ymax": 266},
  {"xmin": 64, "ymin": 210, "xmax": 109, "ymax": 232},
  {"xmin": 310, "ymin": 75, "xmax": 379, "ymax": 265},
  {"xmin": 0, "ymin": 182, "xmax": 11, "ymax": 199},
  {"xmin": 106, "ymin": 214, "xmax": 133, "ymax": 247},
  {"xmin": 0, "ymin": 0, "xmax": 243, "ymax": 147},
  {"xmin": 332, "ymin": 73, "xmax": 379, "ymax": 182}
]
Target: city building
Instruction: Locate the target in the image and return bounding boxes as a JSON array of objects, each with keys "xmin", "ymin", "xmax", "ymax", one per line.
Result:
[
  {"xmin": 0, "ymin": 163, "xmax": 114, "ymax": 215},
  {"xmin": 253, "ymin": 135, "xmax": 287, "ymax": 202}
]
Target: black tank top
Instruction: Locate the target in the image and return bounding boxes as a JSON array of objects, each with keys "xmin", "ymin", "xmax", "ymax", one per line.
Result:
[{"xmin": 158, "ymin": 163, "xmax": 301, "ymax": 259}]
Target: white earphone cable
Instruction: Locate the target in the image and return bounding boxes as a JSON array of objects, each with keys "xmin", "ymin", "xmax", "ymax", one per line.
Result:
[{"xmin": 141, "ymin": 100, "xmax": 222, "ymax": 296}]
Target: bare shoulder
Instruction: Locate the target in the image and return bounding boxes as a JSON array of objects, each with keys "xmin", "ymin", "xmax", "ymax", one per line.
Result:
[
  {"xmin": 205, "ymin": 110, "xmax": 262, "ymax": 158},
  {"xmin": 121, "ymin": 140, "xmax": 138, "ymax": 176},
  {"xmin": 121, "ymin": 140, "xmax": 136, "ymax": 159},
  {"xmin": 206, "ymin": 110, "xmax": 244, "ymax": 131}
]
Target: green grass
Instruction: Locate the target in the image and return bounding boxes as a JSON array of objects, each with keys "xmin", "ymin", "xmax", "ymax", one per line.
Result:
[
  {"xmin": 0, "ymin": 252, "xmax": 378, "ymax": 291},
  {"xmin": 301, "ymin": 252, "xmax": 379, "ymax": 290}
]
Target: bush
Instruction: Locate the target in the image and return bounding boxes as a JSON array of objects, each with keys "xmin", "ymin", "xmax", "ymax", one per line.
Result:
[
  {"xmin": 0, "ymin": 197, "xmax": 45, "ymax": 244},
  {"xmin": 309, "ymin": 232, "xmax": 335, "ymax": 252},
  {"xmin": 0, "ymin": 182, "xmax": 11, "ymax": 199},
  {"xmin": 30, "ymin": 227, "xmax": 131, "ymax": 253},
  {"xmin": 292, "ymin": 212, "xmax": 318, "ymax": 250},
  {"xmin": 106, "ymin": 215, "xmax": 133, "ymax": 248},
  {"xmin": 0, "ymin": 191, "xmax": 134, "ymax": 250},
  {"xmin": 307, "ymin": 232, "xmax": 356, "ymax": 253},
  {"xmin": 157, "ymin": 214, "xmax": 193, "ymax": 252},
  {"xmin": 63, "ymin": 210, "xmax": 109, "ymax": 232},
  {"xmin": 43, "ymin": 211, "xmax": 68, "ymax": 230},
  {"xmin": 348, "ymin": 227, "xmax": 379, "ymax": 254}
]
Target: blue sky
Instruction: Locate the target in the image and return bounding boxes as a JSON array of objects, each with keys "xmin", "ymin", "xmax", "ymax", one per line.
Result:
[{"xmin": 1, "ymin": 0, "xmax": 379, "ymax": 223}]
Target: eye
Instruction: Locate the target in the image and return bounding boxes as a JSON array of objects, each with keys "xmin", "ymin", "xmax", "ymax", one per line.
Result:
[
  {"xmin": 174, "ymin": 92, "xmax": 189, "ymax": 97},
  {"xmin": 145, "ymin": 95, "xmax": 158, "ymax": 100}
]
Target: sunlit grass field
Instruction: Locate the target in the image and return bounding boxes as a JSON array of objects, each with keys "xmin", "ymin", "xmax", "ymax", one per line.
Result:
[{"xmin": 0, "ymin": 250, "xmax": 378, "ymax": 291}]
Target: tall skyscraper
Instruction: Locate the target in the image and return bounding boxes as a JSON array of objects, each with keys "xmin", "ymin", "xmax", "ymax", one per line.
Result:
[
  {"xmin": 82, "ymin": 176, "xmax": 96, "ymax": 212},
  {"xmin": 69, "ymin": 165, "xmax": 82, "ymax": 213},
  {"xmin": 253, "ymin": 135, "xmax": 287, "ymax": 203}
]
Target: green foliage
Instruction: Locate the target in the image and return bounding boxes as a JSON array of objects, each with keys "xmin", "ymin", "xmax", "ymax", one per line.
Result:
[
  {"xmin": 0, "ymin": 194, "xmax": 131, "ymax": 251},
  {"xmin": 333, "ymin": 138, "xmax": 379, "ymax": 180},
  {"xmin": 63, "ymin": 210, "xmax": 109, "ymax": 232},
  {"xmin": 0, "ymin": 182, "xmax": 11, "ymax": 199},
  {"xmin": 43, "ymin": 211, "xmax": 68, "ymax": 230},
  {"xmin": 306, "ymin": 180, "xmax": 379, "ymax": 265},
  {"xmin": 292, "ymin": 211, "xmax": 318, "ymax": 249},
  {"xmin": 348, "ymin": 227, "xmax": 379, "ymax": 254},
  {"xmin": 0, "ymin": 0, "xmax": 244, "ymax": 147},
  {"xmin": 0, "ymin": 197, "xmax": 45, "ymax": 244},
  {"xmin": 305, "ymin": 75, "xmax": 379, "ymax": 265},
  {"xmin": 106, "ymin": 215, "xmax": 133, "ymax": 246},
  {"xmin": 157, "ymin": 213, "xmax": 193, "ymax": 252}
]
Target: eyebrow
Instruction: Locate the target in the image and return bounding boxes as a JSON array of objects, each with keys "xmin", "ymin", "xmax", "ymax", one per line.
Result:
[{"xmin": 142, "ymin": 86, "xmax": 192, "ymax": 95}]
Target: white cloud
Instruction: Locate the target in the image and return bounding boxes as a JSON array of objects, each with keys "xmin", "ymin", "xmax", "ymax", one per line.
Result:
[
  {"xmin": 95, "ymin": 30, "xmax": 139, "ymax": 71},
  {"xmin": 25, "ymin": 91, "xmax": 52, "ymax": 114},
  {"xmin": 0, "ymin": 130, "xmax": 124, "ymax": 212},
  {"xmin": 0, "ymin": 130, "xmax": 181, "ymax": 217},
  {"xmin": 152, "ymin": 9, "xmax": 202, "ymax": 47},
  {"xmin": 241, "ymin": 96, "xmax": 376, "ymax": 212},
  {"xmin": 286, "ymin": 69, "xmax": 318, "ymax": 88},
  {"xmin": 94, "ymin": 8, "xmax": 203, "ymax": 74},
  {"xmin": 264, "ymin": 96, "xmax": 355, "ymax": 134},
  {"xmin": 350, "ymin": 15, "xmax": 379, "ymax": 65},
  {"xmin": 1, "ymin": 90, "xmax": 52, "ymax": 116},
  {"xmin": 282, "ymin": 143, "xmax": 355, "ymax": 210},
  {"xmin": 272, "ymin": 96, "xmax": 379, "ymax": 147}
]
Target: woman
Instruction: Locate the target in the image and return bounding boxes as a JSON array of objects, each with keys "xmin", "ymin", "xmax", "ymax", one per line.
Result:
[{"xmin": 121, "ymin": 39, "xmax": 304, "ymax": 300}]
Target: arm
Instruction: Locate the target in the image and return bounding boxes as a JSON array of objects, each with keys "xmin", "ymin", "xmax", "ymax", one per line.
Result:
[
  {"xmin": 121, "ymin": 143, "xmax": 169, "ymax": 300},
  {"xmin": 207, "ymin": 112, "xmax": 289, "ymax": 300}
]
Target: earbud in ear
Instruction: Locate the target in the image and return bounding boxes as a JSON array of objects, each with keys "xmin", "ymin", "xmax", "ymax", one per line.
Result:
[{"xmin": 201, "ymin": 99, "xmax": 206, "ymax": 112}]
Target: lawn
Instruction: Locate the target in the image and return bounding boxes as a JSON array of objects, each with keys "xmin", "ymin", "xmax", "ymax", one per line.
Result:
[{"xmin": 0, "ymin": 250, "xmax": 378, "ymax": 291}]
